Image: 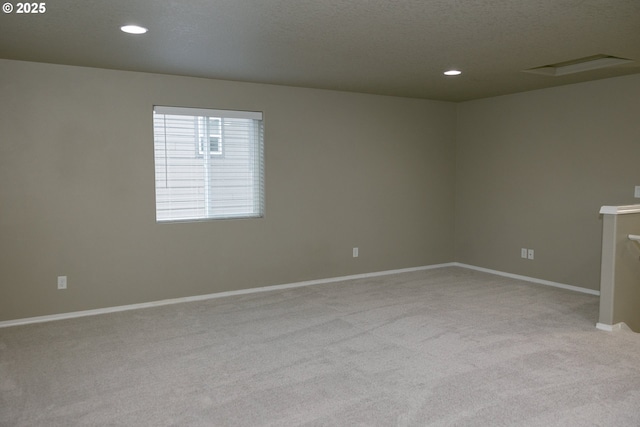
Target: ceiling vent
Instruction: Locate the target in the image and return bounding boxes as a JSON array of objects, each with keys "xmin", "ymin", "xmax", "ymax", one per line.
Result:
[{"xmin": 523, "ymin": 54, "xmax": 633, "ymax": 76}]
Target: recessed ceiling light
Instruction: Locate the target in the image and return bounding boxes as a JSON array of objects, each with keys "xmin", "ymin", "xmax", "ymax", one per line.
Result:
[
  {"xmin": 523, "ymin": 54, "xmax": 633, "ymax": 76},
  {"xmin": 444, "ymin": 70, "xmax": 462, "ymax": 76},
  {"xmin": 120, "ymin": 25, "xmax": 148, "ymax": 35}
]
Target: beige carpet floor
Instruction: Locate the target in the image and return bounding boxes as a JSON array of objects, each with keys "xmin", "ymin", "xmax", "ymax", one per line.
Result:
[{"xmin": 1, "ymin": 266, "xmax": 640, "ymax": 426}]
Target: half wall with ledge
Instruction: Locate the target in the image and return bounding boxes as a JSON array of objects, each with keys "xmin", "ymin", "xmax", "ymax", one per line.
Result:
[{"xmin": 598, "ymin": 205, "xmax": 640, "ymax": 332}]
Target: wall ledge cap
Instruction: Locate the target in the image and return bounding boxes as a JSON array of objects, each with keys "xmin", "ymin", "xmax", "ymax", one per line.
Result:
[{"xmin": 600, "ymin": 205, "xmax": 640, "ymax": 215}]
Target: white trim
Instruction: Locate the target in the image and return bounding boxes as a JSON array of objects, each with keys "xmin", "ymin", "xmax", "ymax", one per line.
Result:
[
  {"xmin": 0, "ymin": 263, "xmax": 455, "ymax": 329},
  {"xmin": 596, "ymin": 322, "xmax": 625, "ymax": 332},
  {"xmin": 0, "ymin": 262, "xmax": 599, "ymax": 329},
  {"xmin": 154, "ymin": 105, "xmax": 263, "ymax": 120},
  {"xmin": 451, "ymin": 263, "xmax": 600, "ymax": 296},
  {"xmin": 599, "ymin": 205, "xmax": 640, "ymax": 215}
]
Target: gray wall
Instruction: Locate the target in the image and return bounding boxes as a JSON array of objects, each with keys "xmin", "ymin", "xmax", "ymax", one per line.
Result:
[
  {"xmin": 455, "ymin": 73, "xmax": 640, "ymax": 290},
  {"xmin": 0, "ymin": 59, "xmax": 456, "ymax": 321},
  {"xmin": 2, "ymin": 58, "xmax": 640, "ymax": 322}
]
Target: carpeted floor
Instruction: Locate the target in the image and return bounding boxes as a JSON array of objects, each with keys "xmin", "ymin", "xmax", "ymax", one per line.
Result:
[{"xmin": 1, "ymin": 267, "xmax": 640, "ymax": 426}]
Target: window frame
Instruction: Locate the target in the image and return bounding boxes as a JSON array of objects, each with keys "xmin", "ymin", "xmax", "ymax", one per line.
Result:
[{"xmin": 152, "ymin": 105, "xmax": 265, "ymax": 223}]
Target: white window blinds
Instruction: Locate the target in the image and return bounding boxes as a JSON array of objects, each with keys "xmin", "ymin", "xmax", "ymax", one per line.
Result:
[{"xmin": 153, "ymin": 106, "xmax": 264, "ymax": 222}]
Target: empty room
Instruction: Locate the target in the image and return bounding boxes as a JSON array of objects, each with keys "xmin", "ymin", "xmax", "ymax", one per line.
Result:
[{"xmin": 1, "ymin": 0, "xmax": 640, "ymax": 425}]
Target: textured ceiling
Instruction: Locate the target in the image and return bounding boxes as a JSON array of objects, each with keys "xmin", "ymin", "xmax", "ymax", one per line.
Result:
[{"xmin": 0, "ymin": 0, "xmax": 639, "ymax": 101}]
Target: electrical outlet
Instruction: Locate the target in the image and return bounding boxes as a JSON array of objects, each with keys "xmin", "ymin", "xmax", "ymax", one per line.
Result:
[
  {"xmin": 57, "ymin": 276, "xmax": 67, "ymax": 290},
  {"xmin": 353, "ymin": 247, "xmax": 359, "ymax": 258},
  {"xmin": 635, "ymin": 186, "xmax": 640, "ymax": 198},
  {"xmin": 527, "ymin": 249, "xmax": 534, "ymax": 260},
  {"xmin": 521, "ymin": 248, "xmax": 527, "ymax": 259}
]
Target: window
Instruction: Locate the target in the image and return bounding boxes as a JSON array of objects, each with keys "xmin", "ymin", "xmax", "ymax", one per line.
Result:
[
  {"xmin": 153, "ymin": 106, "xmax": 264, "ymax": 222},
  {"xmin": 197, "ymin": 117, "xmax": 222, "ymax": 157}
]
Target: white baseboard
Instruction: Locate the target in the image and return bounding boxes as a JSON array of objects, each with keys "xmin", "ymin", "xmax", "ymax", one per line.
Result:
[
  {"xmin": 596, "ymin": 322, "xmax": 626, "ymax": 332},
  {"xmin": 0, "ymin": 263, "xmax": 456, "ymax": 329},
  {"xmin": 452, "ymin": 263, "xmax": 600, "ymax": 296},
  {"xmin": 0, "ymin": 261, "xmax": 598, "ymax": 329}
]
